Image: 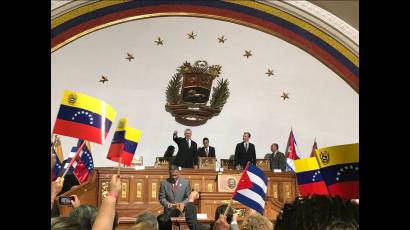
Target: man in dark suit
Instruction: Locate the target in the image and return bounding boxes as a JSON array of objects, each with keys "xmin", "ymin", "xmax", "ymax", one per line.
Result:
[
  {"xmin": 194, "ymin": 137, "xmax": 216, "ymax": 168},
  {"xmin": 268, "ymin": 143, "xmax": 286, "ymax": 171},
  {"xmin": 234, "ymin": 132, "xmax": 256, "ymax": 170},
  {"xmin": 159, "ymin": 165, "xmax": 191, "ymax": 216},
  {"xmin": 173, "ymin": 129, "xmax": 197, "ymax": 168}
]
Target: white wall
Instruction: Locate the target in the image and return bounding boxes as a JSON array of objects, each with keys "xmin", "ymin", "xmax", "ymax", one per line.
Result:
[{"xmin": 51, "ymin": 17, "xmax": 358, "ymax": 167}]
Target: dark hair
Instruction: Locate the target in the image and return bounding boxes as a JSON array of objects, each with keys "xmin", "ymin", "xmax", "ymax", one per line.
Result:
[
  {"xmin": 69, "ymin": 204, "xmax": 98, "ymax": 230},
  {"xmin": 51, "ymin": 217, "xmax": 82, "ymax": 230},
  {"xmin": 135, "ymin": 211, "xmax": 158, "ymax": 228},
  {"xmin": 214, "ymin": 204, "xmax": 233, "ymax": 224},
  {"xmin": 157, "ymin": 213, "xmax": 172, "ymax": 230},
  {"xmin": 164, "ymin": 145, "xmax": 175, "ymax": 158},
  {"xmin": 274, "ymin": 195, "xmax": 359, "ymax": 230},
  {"xmin": 244, "ymin": 132, "xmax": 251, "ymax": 138},
  {"xmin": 272, "ymin": 143, "xmax": 279, "ymax": 149},
  {"xmin": 203, "ymin": 137, "xmax": 209, "ymax": 142},
  {"xmin": 169, "ymin": 164, "xmax": 179, "ymax": 172}
]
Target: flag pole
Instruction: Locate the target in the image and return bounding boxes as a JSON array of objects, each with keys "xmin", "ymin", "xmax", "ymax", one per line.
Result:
[
  {"xmin": 51, "ymin": 134, "xmax": 58, "ymax": 149},
  {"xmin": 117, "ymin": 155, "xmax": 122, "ymax": 175},
  {"xmin": 61, "ymin": 140, "xmax": 86, "ymax": 178}
]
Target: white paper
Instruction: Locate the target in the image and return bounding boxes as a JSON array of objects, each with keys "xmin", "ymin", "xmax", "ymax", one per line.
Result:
[
  {"xmin": 134, "ymin": 166, "xmax": 145, "ymax": 170},
  {"xmin": 197, "ymin": 213, "xmax": 208, "ymax": 219},
  {"xmin": 274, "ymin": 169, "xmax": 282, "ymax": 173}
]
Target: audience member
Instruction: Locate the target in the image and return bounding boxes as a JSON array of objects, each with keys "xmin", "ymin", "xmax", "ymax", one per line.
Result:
[
  {"xmin": 134, "ymin": 211, "xmax": 158, "ymax": 229},
  {"xmin": 70, "ymin": 204, "xmax": 98, "ymax": 230},
  {"xmin": 274, "ymin": 195, "xmax": 359, "ymax": 230},
  {"xmin": 51, "ymin": 216, "xmax": 82, "ymax": 230}
]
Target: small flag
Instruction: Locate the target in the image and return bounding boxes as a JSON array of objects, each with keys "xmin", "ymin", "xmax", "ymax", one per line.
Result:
[
  {"xmin": 64, "ymin": 140, "xmax": 94, "ymax": 184},
  {"xmin": 285, "ymin": 129, "xmax": 300, "ymax": 172},
  {"xmin": 52, "ymin": 148, "xmax": 63, "ymax": 181},
  {"xmin": 315, "ymin": 143, "xmax": 359, "ymax": 199},
  {"xmin": 107, "ymin": 118, "xmax": 142, "ymax": 166},
  {"xmin": 232, "ymin": 162, "xmax": 268, "ymax": 215},
  {"xmin": 309, "ymin": 138, "xmax": 318, "ymax": 157},
  {"xmin": 53, "ymin": 90, "xmax": 117, "ymax": 144},
  {"xmin": 73, "ymin": 142, "xmax": 94, "ymax": 183},
  {"xmin": 294, "ymin": 157, "xmax": 329, "ymax": 196}
]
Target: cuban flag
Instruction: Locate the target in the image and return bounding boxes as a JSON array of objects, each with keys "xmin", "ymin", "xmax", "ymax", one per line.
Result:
[
  {"xmin": 285, "ymin": 129, "xmax": 300, "ymax": 172},
  {"xmin": 232, "ymin": 162, "xmax": 268, "ymax": 215}
]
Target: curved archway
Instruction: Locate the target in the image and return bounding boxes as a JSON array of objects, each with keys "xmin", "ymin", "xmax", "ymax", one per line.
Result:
[{"xmin": 51, "ymin": 0, "xmax": 358, "ymax": 92}]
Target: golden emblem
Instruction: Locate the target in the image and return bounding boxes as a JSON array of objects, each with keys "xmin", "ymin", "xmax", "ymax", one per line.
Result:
[
  {"xmin": 165, "ymin": 60, "xmax": 230, "ymax": 126},
  {"xmin": 320, "ymin": 150, "xmax": 330, "ymax": 165},
  {"xmin": 68, "ymin": 93, "xmax": 77, "ymax": 105}
]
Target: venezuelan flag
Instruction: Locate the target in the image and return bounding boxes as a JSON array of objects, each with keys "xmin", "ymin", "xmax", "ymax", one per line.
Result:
[
  {"xmin": 107, "ymin": 118, "xmax": 142, "ymax": 166},
  {"xmin": 315, "ymin": 143, "xmax": 359, "ymax": 199},
  {"xmin": 294, "ymin": 157, "xmax": 329, "ymax": 196},
  {"xmin": 53, "ymin": 90, "xmax": 117, "ymax": 144}
]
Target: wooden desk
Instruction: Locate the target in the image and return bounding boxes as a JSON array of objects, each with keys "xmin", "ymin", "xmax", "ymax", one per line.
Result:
[{"xmin": 60, "ymin": 167, "xmax": 297, "ymax": 228}]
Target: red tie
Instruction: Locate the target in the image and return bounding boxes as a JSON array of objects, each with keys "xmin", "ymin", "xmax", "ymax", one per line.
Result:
[
  {"xmin": 205, "ymin": 148, "xmax": 209, "ymax": 157},
  {"xmin": 173, "ymin": 182, "xmax": 177, "ymax": 192}
]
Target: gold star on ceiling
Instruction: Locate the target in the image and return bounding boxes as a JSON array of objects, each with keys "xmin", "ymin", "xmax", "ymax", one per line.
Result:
[
  {"xmin": 266, "ymin": 68, "xmax": 274, "ymax": 77},
  {"xmin": 154, "ymin": 37, "xmax": 164, "ymax": 45},
  {"xmin": 243, "ymin": 50, "xmax": 252, "ymax": 59},
  {"xmin": 99, "ymin": 75, "xmax": 108, "ymax": 84},
  {"xmin": 218, "ymin": 35, "xmax": 227, "ymax": 43},
  {"xmin": 125, "ymin": 53, "xmax": 134, "ymax": 62},
  {"xmin": 281, "ymin": 92, "xmax": 289, "ymax": 100},
  {"xmin": 188, "ymin": 31, "xmax": 197, "ymax": 39}
]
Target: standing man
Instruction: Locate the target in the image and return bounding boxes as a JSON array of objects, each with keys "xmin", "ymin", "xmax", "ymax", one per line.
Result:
[
  {"xmin": 234, "ymin": 132, "xmax": 256, "ymax": 170},
  {"xmin": 173, "ymin": 129, "xmax": 197, "ymax": 168},
  {"xmin": 159, "ymin": 165, "xmax": 191, "ymax": 217},
  {"xmin": 268, "ymin": 143, "xmax": 286, "ymax": 171},
  {"xmin": 195, "ymin": 137, "xmax": 216, "ymax": 168}
]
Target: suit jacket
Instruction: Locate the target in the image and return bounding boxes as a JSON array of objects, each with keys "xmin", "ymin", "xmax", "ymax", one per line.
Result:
[
  {"xmin": 269, "ymin": 151, "xmax": 286, "ymax": 171},
  {"xmin": 159, "ymin": 177, "xmax": 191, "ymax": 214},
  {"xmin": 173, "ymin": 134, "xmax": 198, "ymax": 168},
  {"xmin": 234, "ymin": 142, "xmax": 256, "ymax": 168},
  {"xmin": 195, "ymin": 146, "xmax": 216, "ymax": 165}
]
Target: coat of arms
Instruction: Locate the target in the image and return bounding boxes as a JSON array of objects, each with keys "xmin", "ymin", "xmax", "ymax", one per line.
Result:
[
  {"xmin": 165, "ymin": 60, "xmax": 230, "ymax": 126},
  {"xmin": 319, "ymin": 150, "xmax": 330, "ymax": 165}
]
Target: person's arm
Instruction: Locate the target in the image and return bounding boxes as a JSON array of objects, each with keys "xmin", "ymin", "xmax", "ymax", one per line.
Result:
[
  {"xmin": 92, "ymin": 175, "xmax": 121, "ymax": 230},
  {"xmin": 213, "ymin": 214, "xmax": 230, "ymax": 230},
  {"xmin": 51, "ymin": 177, "xmax": 64, "ymax": 209},
  {"xmin": 229, "ymin": 213, "xmax": 239, "ymax": 230},
  {"xmin": 173, "ymin": 131, "xmax": 180, "ymax": 144},
  {"xmin": 182, "ymin": 181, "xmax": 192, "ymax": 205},
  {"xmin": 159, "ymin": 181, "xmax": 171, "ymax": 208}
]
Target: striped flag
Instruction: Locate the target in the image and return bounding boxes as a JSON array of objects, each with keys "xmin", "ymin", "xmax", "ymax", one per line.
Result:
[
  {"xmin": 309, "ymin": 138, "xmax": 318, "ymax": 157},
  {"xmin": 63, "ymin": 140, "xmax": 94, "ymax": 184},
  {"xmin": 107, "ymin": 118, "xmax": 142, "ymax": 166},
  {"xmin": 285, "ymin": 129, "xmax": 300, "ymax": 172},
  {"xmin": 232, "ymin": 162, "xmax": 268, "ymax": 215},
  {"xmin": 53, "ymin": 90, "xmax": 117, "ymax": 144},
  {"xmin": 294, "ymin": 157, "xmax": 329, "ymax": 196}
]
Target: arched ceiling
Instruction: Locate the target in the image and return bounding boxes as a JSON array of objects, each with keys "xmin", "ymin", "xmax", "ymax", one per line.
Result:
[{"xmin": 51, "ymin": 0, "xmax": 359, "ymax": 92}]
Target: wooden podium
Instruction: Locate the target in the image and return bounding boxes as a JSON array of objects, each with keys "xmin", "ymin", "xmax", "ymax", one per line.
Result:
[{"xmin": 59, "ymin": 167, "xmax": 297, "ymax": 229}]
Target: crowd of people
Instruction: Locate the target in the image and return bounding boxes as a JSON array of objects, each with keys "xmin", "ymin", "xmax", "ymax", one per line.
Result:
[{"xmin": 51, "ymin": 163, "xmax": 359, "ymax": 230}]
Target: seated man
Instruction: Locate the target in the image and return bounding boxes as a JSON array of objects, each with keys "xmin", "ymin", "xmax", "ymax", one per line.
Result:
[{"xmin": 159, "ymin": 165, "xmax": 191, "ymax": 217}]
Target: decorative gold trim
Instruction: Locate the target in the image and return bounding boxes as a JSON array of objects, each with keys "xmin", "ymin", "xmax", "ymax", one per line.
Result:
[
  {"xmin": 136, "ymin": 182, "xmax": 142, "ymax": 198},
  {"xmin": 151, "ymin": 183, "xmax": 157, "ymax": 198},
  {"xmin": 51, "ymin": 12, "xmax": 358, "ymax": 92},
  {"xmin": 121, "ymin": 182, "xmax": 128, "ymax": 199}
]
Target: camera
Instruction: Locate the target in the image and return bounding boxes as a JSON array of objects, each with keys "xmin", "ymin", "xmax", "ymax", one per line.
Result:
[{"xmin": 58, "ymin": 196, "xmax": 74, "ymax": 205}]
